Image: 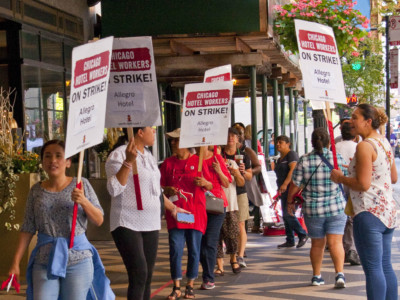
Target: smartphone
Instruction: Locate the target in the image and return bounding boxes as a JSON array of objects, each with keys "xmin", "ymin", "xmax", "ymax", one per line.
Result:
[{"xmin": 177, "ymin": 212, "xmax": 195, "ymax": 224}]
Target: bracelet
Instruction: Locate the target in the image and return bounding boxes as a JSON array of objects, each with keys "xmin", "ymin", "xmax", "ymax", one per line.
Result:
[{"xmin": 123, "ymin": 161, "xmax": 132, "ymax": 170}]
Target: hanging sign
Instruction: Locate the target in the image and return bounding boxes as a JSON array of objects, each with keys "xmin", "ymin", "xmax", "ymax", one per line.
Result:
[
  {"xmin": 389, "ymin": 16, "xmax": 400, "ymax": 46},
  {"xmin": 65, "ymin": 36, "xmax": 114, "ymax": 159},
  {"xmin": 295, "ymin": 19, "xmax": 346, "ymax": 104},
  {"xmin": 390, "ymin": 48, "xmax": 399, "ymax": 89},
  {"xmin": 179, "ymin": 81, "xmax": 233, "ymax": 148},
  {"xmin": 105, "ymin": 37, "xmax": 161, "ymax": 128}
]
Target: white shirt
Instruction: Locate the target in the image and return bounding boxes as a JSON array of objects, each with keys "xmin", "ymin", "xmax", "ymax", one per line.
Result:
[
  {"xmin": 336, "ymin": 140, "xmax": 357, "ymax": 165},
  {"xmin": 106, "ymin": 145, "xmax": 161, "ymax": 232}
]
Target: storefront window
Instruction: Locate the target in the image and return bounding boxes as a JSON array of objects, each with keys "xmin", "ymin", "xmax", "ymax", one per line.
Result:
[
  {"xmin": 21, "ymin": 31, "xmax": 40, "ymax": 61},
  {"xmin": 41, "ymin": 36, "xmax": 63, "ymax": 66}
]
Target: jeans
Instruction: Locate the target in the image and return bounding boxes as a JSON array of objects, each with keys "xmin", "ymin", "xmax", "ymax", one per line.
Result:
[
  {"xmin": 353, "ymin": 211, "xmax": 398, "ymax": 300},
  {"xmin": 32, "ymin": 257, "xmax": 93, "ymax": 300},
  {"xmin": 169, "ymin": 228, "xmax": 203, "ymax": 280},
  {"xmin": 200, "ymin": 211, "xmax": 226, "ymax": 283},
  {"xmin": 112, "ymin": 227, "xmax": 159, "ymax": 300},
  {"xmin": 281, "ymin": 190, "xmax": 307, "ymax": 243}
]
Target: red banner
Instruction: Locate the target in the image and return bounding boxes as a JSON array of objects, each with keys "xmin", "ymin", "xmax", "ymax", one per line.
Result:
[
  {"xmin": 298, "ymin": 30, "xmax": 336, "ymax": 54},
  {"xmin": 74, "ymin": 51, "xmax": 110, "ymax": 88}
]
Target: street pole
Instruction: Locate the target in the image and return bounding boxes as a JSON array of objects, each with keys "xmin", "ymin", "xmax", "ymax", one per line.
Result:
[{"xmin": 386, "ymin": 15, "xmax": 391, "ymax": 140}]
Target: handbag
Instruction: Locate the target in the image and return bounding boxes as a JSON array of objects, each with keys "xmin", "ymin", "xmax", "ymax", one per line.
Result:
[
  {"xmin": 205, "ymin": 191, "xmax": 224, "ymax": 214},
  {"xmin": 344, "ymin": 195, "xmax": 355, "ymax": 217},
  {"xmin": 293, "ymin": 160, "xmax": 323, "ymax": 205}
]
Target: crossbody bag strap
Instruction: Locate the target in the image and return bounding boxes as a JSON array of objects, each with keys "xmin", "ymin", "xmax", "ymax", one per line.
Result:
[
  {"xmin": 317, "ymin": 153, "xmax": 346, "ymax": 198},
  {"xmin": 301, "ymin": 160, "xmax": 323, "ymax": 191}
]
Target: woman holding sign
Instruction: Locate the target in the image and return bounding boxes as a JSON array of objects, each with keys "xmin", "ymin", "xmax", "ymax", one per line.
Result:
[
  {"xmin": 331, "ymin": 104, "xmax": 398, "ymax": 300},
  {"xmin": 161, "ymin": 128, "xmax": 213, "ymax": 300},
  {"xmin": 8, "ymin": 139, "xmax": 114, "ymax": 300},
  {"xmin": 106, "ymin": 127, "xmax": 188, "ymax": 300}
]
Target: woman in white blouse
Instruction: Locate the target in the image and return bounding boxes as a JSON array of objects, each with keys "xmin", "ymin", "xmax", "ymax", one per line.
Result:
[{"xmin": 106, "ymin": 127, "xmax": 185, "ymax": 300}]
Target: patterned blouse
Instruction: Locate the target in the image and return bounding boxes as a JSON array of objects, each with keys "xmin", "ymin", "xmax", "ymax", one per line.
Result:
[
  {"xmin": 349, "ymin": 137, "xmax": 397, "ymax": 228},
  {"xmin": 106, "ymin": 145, "xmax": 161, "ymax": 232},
  {"xmin": 21, "ymin": 178, "xmax": 103, "ymax": 266},
  {"xmin": 292, "ymin": 148, "xmax": 347, "ymax": 218}
]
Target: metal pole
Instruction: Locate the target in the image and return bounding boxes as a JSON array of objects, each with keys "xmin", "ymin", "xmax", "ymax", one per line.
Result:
[
  {"xmin": 294, "ymin": 90, "xmax": 299, "ymax": 153},
  {"xmin": 386, "ymin": 15, "xmax": 391, "ymax": 140},
  {"xmin": 271, "ymin": 79, "xmax": 279, "ymax": 139},
  {"xmin": 250, "ymin": 66, "xmax": 257, "ymax": 152},
  {"xmin": 304, "ymin": 100, "xmax": 309, "ymax": 153},
  {"xmin": 288, "ymin": 87, "xmax": 294, "ymax": 149},
  {"xmin": 231, "ymin": 95, "xmax": 235, "ymax": 125},
  {"xmin": 157, "ymin": 83, "xmax": 165, "ymax": 161},
  {"xmin": 262, "ymin": 75, "xmax": 269, "ymax": 161},
  {"xmin": 280, "ymin": 83, "xmax": 285, "ymax": 135}
]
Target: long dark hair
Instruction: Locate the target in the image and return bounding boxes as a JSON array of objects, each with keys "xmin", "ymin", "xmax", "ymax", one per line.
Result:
[
  {"xmin": 311, "ymin": 128, "xmax": 329, "ymax": 154},
  {"xmin": 109, "ymin": 127, "xmax": 146, "ymax": 154}
]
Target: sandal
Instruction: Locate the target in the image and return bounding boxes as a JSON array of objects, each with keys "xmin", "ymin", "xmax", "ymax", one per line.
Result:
[
  {"xmin": 214, "ymin": 268, "xmax": 224, "ymax": 277},
  {"xmin": 167, "ymin": 286, "xmax": 181, "ymax": 300},
  {"xmin": 230, "ymin": 261, "xmax": 241, "ymax": 274},
  {"xmin": 184, "ymin": 285, "xmax": 195, "ymax": 299}
]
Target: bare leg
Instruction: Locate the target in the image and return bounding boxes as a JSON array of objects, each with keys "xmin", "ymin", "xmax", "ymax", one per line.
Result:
[
  {"xmin": 310, "ymin": 238, "xmax": 326, "ymax": 275},
  {"xmin": 238, "ymin": 221, "xmax": 247, "ymax": 257},
  {"xmin": 326, "ymin": 234, "xmax": 345, "ymax": 273},
  {"xmin": 216, "ymin": 257, "xmax": 224, "ymax": 272},
  {"xmin": 167, "ymin": 280, "xmax": 181, "ymax": 300}
]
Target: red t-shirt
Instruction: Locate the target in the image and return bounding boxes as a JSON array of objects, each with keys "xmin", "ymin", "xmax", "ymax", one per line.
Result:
[
  {"xmin": 203, "ymin": 154, "xmax": 232, "ymax": 207},
  {"xmin": 160, "ymin": 155, "xmax": 211, "ymax": 234}
]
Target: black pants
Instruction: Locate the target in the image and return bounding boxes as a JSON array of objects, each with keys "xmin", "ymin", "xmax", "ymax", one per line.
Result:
[{"xmin": 112, "ymin": 227, "xmax": 159, "ymax": 300}]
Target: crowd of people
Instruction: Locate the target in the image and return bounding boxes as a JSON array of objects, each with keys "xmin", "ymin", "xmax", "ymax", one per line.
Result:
[{"xmin": 6, "ymin": 104, "xmax": 398, "ymax": 300}]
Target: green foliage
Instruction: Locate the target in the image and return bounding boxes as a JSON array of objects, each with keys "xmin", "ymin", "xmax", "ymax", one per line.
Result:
[
  {"xmin": 341, "ymin": 38, "xmax": 385, "ymax": 105},
  {"xmin": 0, "ymin": 152, "xmax": 19, "ymax": 231}
]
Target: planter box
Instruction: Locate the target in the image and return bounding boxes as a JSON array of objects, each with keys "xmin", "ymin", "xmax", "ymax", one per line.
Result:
[{"xmin": 0, "ymin": 173, "xmax": 40, "ymax": 281}]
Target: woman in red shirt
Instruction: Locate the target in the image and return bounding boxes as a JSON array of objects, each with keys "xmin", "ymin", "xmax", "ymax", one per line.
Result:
[{"xmin": 161, "ymin": 129, "xmax": 213, "ymax": 300}]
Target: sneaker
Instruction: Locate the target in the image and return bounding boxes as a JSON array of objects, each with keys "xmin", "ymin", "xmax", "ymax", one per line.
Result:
[
  {"xmin": 296, "ymin": 235, "xmax": 309, "ymax": 248},
  {"xmin": 345, "ymin": 250, "xmax": 361, "ymax": 266},
  {"xmin": 200, "ymin": 282, "xmax": 215, "ymax": 290},
  {"xmin": 237, "ymin": 256, "xmax": 247, "ymax": 268},
  {"xmin": 277, "ymin": 242, "xmax": 295, "ymax": 249},
  {"xmin": 335, "ymin": 273, "xmax": 346, "ymax": 288},
  {"xmin": 311, "ymin": 276, "xmax": 325, "ymax": 286}
]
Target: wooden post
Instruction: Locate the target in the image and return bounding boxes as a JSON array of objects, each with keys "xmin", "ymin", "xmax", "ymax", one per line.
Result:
[
  {"xmin": 324, "ymin": 101, "xmax": 338, "ymax": 169},
  {"xmin": 69, "ymin": 150, "xmax": 84, "ymax": 248},
  {"xmin": 127, "ymin": 127, "xmax": 143, "ymax": 210}
]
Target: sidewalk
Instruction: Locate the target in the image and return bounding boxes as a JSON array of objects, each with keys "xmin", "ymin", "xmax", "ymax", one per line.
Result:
[{"xmin": 3, "ymin": 221, "xmax": 399, "ymax": 300}]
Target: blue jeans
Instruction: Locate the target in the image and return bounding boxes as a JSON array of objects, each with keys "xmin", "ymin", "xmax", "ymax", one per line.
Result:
[
  {"xmin": 200, "ymin": 211, "xmax": 226, "ymax": 283},
  {"xmin": 281, "ymin": 191, "xmax": 307, "ymax": 243},
  {"xmin": 353, "ymin": 211, "xmax": 398, "ymax": 300},
  {"xmin": 32, "ymin": 257, "xmax": 93, "ymax": 300},
  {"xmin": 168, "ymin": 228, "xmax": 203, "ymax": 280}
]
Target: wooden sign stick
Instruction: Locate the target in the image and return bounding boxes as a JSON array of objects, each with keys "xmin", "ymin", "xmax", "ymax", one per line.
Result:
[
  {"xmin": 127, "ymin": 127, "xmax": 143, "ymax": 210},
  {"xmin": 69, "ymin": 150, "xmax": 84, "ymax": 248},
  {"xmin": 324, "ymin": 101, "xmax": 338, "ymax": 169},
  {"xmin": 197, "ymin": 146, "xmax": 207, "ymax": 175}
]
